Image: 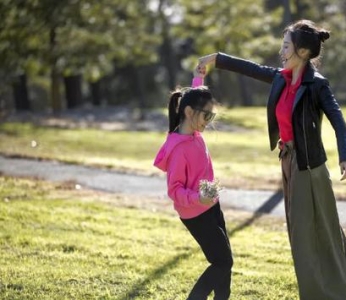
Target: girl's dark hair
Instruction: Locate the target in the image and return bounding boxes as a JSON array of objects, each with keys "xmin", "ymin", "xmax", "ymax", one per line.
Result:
[
  {"xmin": 283, "ymin": 19, "xmax": 330, "ymax": 67},
  {"xmin": 168, "ymin": 86, "xmax": 214, "ymax": 133}
]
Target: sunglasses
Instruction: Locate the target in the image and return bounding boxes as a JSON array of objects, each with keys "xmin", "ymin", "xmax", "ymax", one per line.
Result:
[{"xmin": 195, "ymin": 109, "xmax": 216, "ymax": 122}]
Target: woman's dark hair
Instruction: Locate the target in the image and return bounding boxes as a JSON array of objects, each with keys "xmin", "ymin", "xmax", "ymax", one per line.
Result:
[
  {"xmin": 283, "ymin": 19, "xmax": 330, "ymax": 67},
  {"xmin": 168, "ymin": 86, "xmax": 214, "ymax": 133}
]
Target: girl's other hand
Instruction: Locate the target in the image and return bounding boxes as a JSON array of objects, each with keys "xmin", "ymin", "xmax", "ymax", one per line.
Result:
[{"xmin": 199, "ymin": 196, "xmax": 215, "ymax": 206}]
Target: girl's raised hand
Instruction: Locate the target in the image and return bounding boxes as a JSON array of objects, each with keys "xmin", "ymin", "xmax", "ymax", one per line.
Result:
[{"xmin": 193, "ymin": 64, "xmax": 207, "ymax": 78}]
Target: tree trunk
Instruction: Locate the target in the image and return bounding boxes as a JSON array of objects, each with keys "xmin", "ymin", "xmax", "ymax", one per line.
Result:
[
  {"xmin": 131, "ymin": 65, "xmax": 145, "ymax": 120},
  {"xmin": 64, "ymin": 74, "xmax": 83, "ymax": 109},
  {"xmin": 294, "ymin": 0, "xmax": 308, "ymax": 20},
  {"xmin": 90, "ymin": 80, "xmax": 101, "ymax": 106},
  {"xmin": 51, "ymin": 68, "xmax": 62, "ymax": 112},
  {"xmin": 342, "ymin": 1, "xmax": 346, "ymax": 19},
  {"xmin": 238, "ymin": 75, "xmax": 253, "ymax": 106},
  {"xmin": 282, "ymin": 0, "xmax": 292, "ymax": 26},
  {"xmin": 50, "ymin": 27, "xmax": 62, "ymax": 113},
  {"xmin": 12, "ymin": 74, "xmax": 30, "ymax": 111},
  {"xmin": 161, "ymin": 35, "xmax": 177, "ymax": 90},
  {"xmin": 158, "ymin": 0, "xmax": 177, "ymax": 90}
]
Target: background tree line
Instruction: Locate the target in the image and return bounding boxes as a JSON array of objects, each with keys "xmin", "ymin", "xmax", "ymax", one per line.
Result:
[{"xmin": 0, "ymin": 0, "xmax": 345, "ymax": 115}]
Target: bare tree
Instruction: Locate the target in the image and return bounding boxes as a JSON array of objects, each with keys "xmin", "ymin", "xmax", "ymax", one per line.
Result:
[{"xmin": 282, "ymin": 0, "xmax": 292, "ymax": 26}]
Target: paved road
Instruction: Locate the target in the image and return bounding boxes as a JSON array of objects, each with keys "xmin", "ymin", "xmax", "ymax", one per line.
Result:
[{"xmin": 1, "ymin": 155, "xmax": 346, "ymax": 226}]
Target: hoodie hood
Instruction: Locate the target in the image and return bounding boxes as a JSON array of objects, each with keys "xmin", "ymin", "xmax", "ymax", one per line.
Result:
[{"xmin": 154, "ymin": 131, "xmax": 201, "ymax": 172}]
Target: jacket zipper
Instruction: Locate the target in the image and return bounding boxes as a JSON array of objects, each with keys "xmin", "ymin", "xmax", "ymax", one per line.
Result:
[{"xmin": 302, "ymin": 100, "xmax": 311, "ymax": 170}]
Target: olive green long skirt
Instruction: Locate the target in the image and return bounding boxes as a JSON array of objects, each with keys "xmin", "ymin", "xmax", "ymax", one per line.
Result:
[{"xmin": 281, "ymin": 149, "xmax": 346, "ymax": 300}]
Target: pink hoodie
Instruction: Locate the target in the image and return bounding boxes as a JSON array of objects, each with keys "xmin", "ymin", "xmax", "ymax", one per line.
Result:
[{"xmin": 154, "ymin": 131, "xmax": 217, "ymax": 219}]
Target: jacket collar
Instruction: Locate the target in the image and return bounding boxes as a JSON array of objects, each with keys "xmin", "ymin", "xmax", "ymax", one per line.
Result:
[
  {"xmin": 301, "ymin": 62, "xmax": 315, "ymax": 84},
  {"xmin": 268, "ymin": 62, "xmax": 315, "ymax": 109},
  {"xmin": 292, "ymin": 63, "xmax": 315, "ymax": 112}
]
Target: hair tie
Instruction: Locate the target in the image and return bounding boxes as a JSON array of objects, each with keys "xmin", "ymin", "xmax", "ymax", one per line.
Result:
[{"xmin": 318, "ymin": 31, "xmax": 330, "ymax": 42}]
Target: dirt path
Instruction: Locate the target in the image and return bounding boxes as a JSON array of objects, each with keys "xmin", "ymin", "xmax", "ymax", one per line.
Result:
[{"xmin": 1, "ymin": 155, "xmax": 346, "ymax": 227}]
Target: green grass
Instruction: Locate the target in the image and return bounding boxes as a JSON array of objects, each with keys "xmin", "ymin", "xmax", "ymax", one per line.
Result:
[
  {"xmin": 0, "ymin": 107, "xmax": 345, "ymax": 197},
  {"xmin": 0, "ymin": 176, "xmax": 298, "ymax": 299}
]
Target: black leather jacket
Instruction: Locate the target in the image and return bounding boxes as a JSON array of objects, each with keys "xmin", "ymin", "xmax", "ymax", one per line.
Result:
[{"xmin": 215, "ymin": 52, "xmax": 346, "ymax": 170}]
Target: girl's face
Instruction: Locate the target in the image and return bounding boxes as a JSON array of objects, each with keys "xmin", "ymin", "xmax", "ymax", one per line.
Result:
[
  {"xmin": 191, "ymin": 102, "xmax": 216, "ymax": 132},
  {"xmin": 279, "ymin": 32, "xmax": 307, "ymax": 70}
]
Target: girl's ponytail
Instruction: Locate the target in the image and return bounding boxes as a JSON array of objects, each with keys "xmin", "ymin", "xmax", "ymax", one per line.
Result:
[{"xmin": 168, "ymin": 90, "xmax": 182, "ymax": 133}]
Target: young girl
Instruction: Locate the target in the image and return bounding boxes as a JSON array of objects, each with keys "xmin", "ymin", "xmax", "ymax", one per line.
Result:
[{"xmin": 153, "ymin": 76, "xmax": 233, "ymax": 299}]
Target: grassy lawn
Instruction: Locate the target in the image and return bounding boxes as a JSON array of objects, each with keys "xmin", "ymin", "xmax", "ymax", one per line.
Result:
[
  {"xmin": 0, "ymin": 176, "xmax": 298, "ymax": 299},
  {"xmin": 0, "ymin": 107, "xmax": 345, "ymax": 198}
]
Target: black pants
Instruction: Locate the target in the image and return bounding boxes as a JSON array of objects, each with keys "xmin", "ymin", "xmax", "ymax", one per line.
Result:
[{"xmin": 181, "ymin": 202, "xmax": 233, "ymax": 300}]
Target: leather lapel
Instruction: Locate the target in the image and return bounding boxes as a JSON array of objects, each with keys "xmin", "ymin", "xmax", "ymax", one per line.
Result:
[
  {"xmin": 268, "ymin": 74, "xmax": 285, "ymax": 107},
  {"xmin": 292, "ymin": 85, "xmax": 307, "ymax": 112}
]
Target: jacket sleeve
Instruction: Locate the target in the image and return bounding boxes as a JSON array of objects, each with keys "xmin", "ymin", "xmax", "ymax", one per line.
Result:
[
  {"xmin": 215, "ymin": 52, "xmax": 279, "ymax": 84},
  {"xmin": 166, "ymin": 147, "xmax": 200, "ymax": 207},
  {"xmin": 318, "ymin": 78, "xmax": 346, "ymax": 163}
]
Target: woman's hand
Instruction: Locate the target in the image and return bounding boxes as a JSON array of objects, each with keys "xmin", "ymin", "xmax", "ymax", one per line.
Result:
[
  {"xmin": 198, "ymin": 53, "xmax": 218, "ymax": 67},
  {"xmin": 340, "ymin": 161, "xmax": 346, "ymax": 181},
  {"xmin": 193, "ymin": 53, "xmax": 217, "ymax": 78}
]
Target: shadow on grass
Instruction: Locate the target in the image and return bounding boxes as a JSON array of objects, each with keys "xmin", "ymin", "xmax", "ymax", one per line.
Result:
[
  {"xmin": 229, "ymin": 188, "xmax": 283, "ymax": 237},
  {"xmin": 117, "ymin": 250, "xmax": 195, "ymax": 300},
  {"xmin": 118, "ymin": 190, "xmax": 283, "ymax": 299}
]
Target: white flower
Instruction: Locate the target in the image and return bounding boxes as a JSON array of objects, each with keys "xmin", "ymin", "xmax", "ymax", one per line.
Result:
[{"xmin": 199, "ymin": 179, "xmax": 222, "ymax": 199}]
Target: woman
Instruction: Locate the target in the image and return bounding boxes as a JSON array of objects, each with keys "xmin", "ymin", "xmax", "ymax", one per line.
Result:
[{"xmin": 197, "ymin": 19, "xmax": 346, "ymax": 299}]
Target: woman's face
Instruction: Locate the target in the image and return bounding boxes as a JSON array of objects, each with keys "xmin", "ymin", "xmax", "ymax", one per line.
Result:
[{"xmin": 279, "ymin": 32, "xmax": 306, "ymax": 70}]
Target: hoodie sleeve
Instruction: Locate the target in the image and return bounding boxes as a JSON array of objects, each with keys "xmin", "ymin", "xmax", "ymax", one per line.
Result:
[
  {"xmin": 192, "ymin": 77, "xmax": 204, "ymax": 87},
  {"xmin": 166, "ymin": 147, "xmax": 200, "ymax": 207}
]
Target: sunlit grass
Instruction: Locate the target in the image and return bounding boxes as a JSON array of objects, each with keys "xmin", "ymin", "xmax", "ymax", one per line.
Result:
[
  {"xmin": 0, "ymin": 176, "xmax": 298, "ymax": 299},
  {"xmin": 0, "ymin": 106, "xmax": 345, "ymax": 197},
  {"xmin": 217, "ymin": 106, "xmax": 268, "ymax": 129}
]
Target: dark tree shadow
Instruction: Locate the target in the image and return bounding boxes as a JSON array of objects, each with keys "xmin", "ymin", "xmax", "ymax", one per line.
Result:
[
  {"xmin": 117, "ymin": 250, "xmax": 196, "ymax": 300},
  {"xmin": 118, "ymin": 189, "xmax": 283, "ymax": 299},
  {"xmin": 229, "ymin": 189, "xmax": 283, "ymax": 237}
]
